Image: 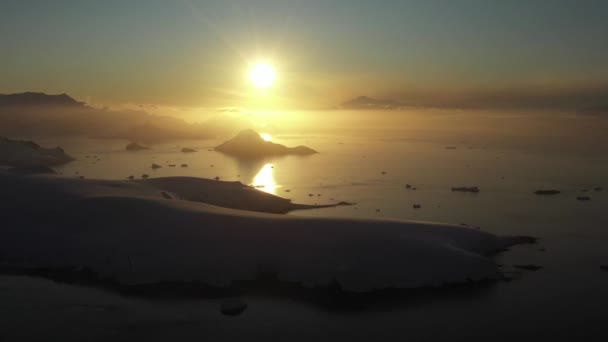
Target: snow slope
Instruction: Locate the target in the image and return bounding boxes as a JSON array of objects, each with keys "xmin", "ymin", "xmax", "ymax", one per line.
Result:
[{"xmin": 0, "ymin": 172, "xmax": 529, "ymax": 292}]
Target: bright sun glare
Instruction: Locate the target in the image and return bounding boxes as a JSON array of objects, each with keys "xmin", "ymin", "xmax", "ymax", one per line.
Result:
[{"xmin": 249, "ymin": 62, "xmax": 276, "ymax": 89}]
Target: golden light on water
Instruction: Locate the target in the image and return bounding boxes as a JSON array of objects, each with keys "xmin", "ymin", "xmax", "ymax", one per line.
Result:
[
  {"xmin": 249, "ymin": 62, "xmax": 276, "ymax": 89},
  {"xmin": 252, "ymin": 163, "xmax": 279, "ymax": 194}
]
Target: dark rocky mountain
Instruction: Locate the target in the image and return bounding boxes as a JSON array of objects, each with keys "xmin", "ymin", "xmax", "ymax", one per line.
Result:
[{"xmin": 215, "ymin": 129, "xmax": 317, "ymax": 158}]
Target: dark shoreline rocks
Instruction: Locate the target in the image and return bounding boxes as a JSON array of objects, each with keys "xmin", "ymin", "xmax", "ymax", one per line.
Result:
[
  {"xmin": 534, "ymin": 190, "xmax": 560, "ymax": 195},
  {"xmin": 126, "ymin": 142, "xmax": 149, "ymax": 151}
]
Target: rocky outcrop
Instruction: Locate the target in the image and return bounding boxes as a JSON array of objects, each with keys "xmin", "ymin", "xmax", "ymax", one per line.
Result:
[
  {"xmin": 0, "ymin": 137, "xmax": 73, "ymax": 167},
  {"xmin": 126, "ymin": 142, "xmax": 149, "ymax": 151},
  {"xmin": 215, "ymin": 130, "xmax": 317, "ymax": 158}
]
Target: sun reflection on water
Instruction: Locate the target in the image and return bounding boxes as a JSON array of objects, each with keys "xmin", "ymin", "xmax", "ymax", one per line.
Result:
[{"xmin": 252, "ymin": 163, "xmax": 279, "ymax": 194}]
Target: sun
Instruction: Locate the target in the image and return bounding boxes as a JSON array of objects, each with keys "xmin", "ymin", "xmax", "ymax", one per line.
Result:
[
  {"xmin": 249, "ymin": 62, "xmax": 276, "ymax": 89},
  {"xmin": 259, "ymin": 133, "xmax": 272, "ymax": 141}
]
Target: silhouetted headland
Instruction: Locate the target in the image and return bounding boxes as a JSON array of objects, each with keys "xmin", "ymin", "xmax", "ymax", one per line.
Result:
[
  {"xmin": 0, "ymin": 137, "xmax": 73, "ymax": 167},
  {"xmin": 138, "ymin": 176, "xmax": 352, "ymax": 214}
]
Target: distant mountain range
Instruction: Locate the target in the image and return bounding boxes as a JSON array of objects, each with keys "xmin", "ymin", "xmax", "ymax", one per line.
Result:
[
  {"xmin": 0, "ymin": 92, "xmax": 85, "ymax": 107},
  {"xmin": 340, "ymin": 96, "xmax": 608, "ymax": 114},
  {"xmin": 0, "ymin": 92, "xmax": 239, "ymax": 141},
  {"xmin": 340, "ymin": 96, "xmax": 406, "ymax": 110}
]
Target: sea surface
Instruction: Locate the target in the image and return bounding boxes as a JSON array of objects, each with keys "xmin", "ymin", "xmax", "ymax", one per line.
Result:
[{"xmin": 4, "ymin": 111, "xmax": 608, "ymax": 341}]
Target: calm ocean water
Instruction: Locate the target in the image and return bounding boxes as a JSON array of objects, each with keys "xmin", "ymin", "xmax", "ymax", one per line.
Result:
[
  {"xmin": 44, "ymin": 128, "xmax": 608, "ymax": 238},
  {"xmin": 20, "ymin": 111, "xmax": 608, "ymax": 340}
]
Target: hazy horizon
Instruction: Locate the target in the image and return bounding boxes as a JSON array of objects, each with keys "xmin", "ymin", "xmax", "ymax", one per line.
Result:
[{"xmin": 2, "ymin": 0, "xmax": 608, "ymax": 111}]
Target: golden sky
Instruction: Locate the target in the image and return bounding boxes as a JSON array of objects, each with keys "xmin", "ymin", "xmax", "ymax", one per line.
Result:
[{"xmin": 1, "ymin": 1, "xmax": 608, "ymax": 111}]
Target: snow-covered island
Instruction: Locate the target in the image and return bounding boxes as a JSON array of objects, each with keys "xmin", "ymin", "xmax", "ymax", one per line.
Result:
[{"xmin": 0, "ymin": 169, "xmax": 533, "ymax": 294}]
